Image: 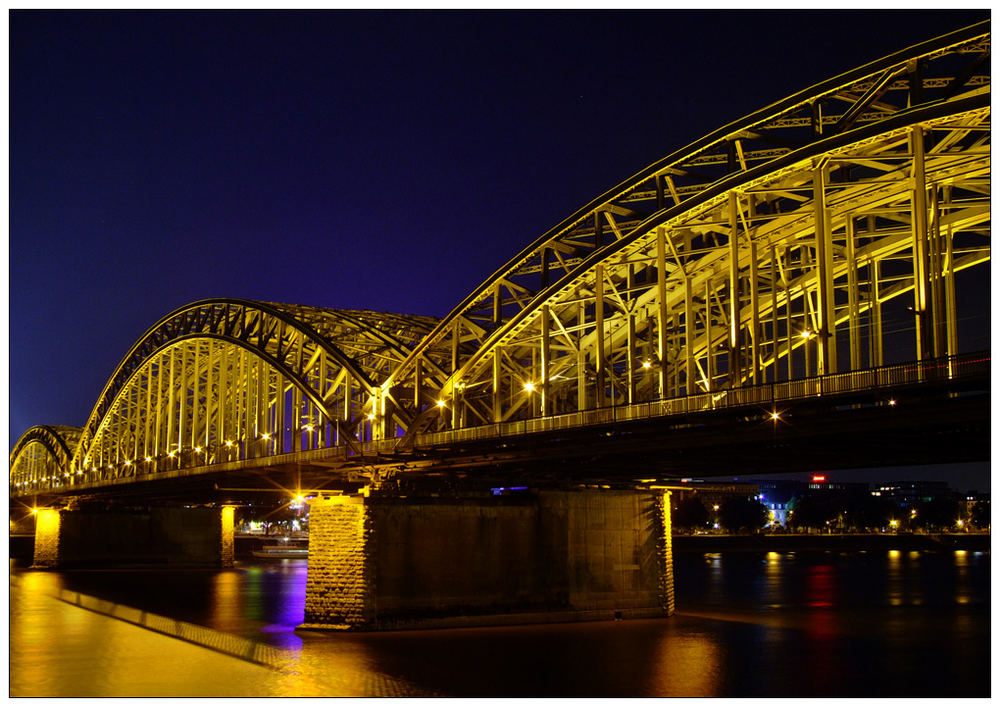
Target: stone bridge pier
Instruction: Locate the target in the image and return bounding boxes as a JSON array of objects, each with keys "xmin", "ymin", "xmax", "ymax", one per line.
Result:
[
  {"xmin": 30, "ymin": 505, "xmax": 235, "ymax": 569},
  {"xmin": 300, "ymin": 488, "xmax": 674, "ymax": 631}
]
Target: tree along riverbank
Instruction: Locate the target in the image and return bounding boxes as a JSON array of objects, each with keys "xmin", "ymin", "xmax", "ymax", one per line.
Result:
[{"xmin": 672, "ymin": 532, "xmax": 989, "ymax": 552}]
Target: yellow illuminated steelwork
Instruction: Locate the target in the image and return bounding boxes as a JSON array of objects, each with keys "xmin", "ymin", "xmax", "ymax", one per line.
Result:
[
  {"xmin": 374, "ymin": 22, "xmax": 989, "ymax": 440},
  {"xmin": 7, "ymin": 23, "xmax": 991, "ymax": 498}
]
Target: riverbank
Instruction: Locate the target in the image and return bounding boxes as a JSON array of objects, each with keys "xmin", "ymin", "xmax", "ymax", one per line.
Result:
[
  {"xmin": 12, "ymin": 531, "xmax": 990, "ymax": 563},
  {"xmin": 672, "ymin": 532, "xmax": 989, "ymax": 553}
]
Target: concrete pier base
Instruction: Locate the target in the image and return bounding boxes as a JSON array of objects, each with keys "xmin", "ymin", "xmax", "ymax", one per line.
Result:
[
  {"xmin": 301, "ymin": 489, "xmax": 673, "ymax": 631},
  {"xmin": 29, "ymin": 506, "xmax": 235, "ymax": 569}
]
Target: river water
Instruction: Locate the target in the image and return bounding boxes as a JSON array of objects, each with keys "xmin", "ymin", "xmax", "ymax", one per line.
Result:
[{"xmin": 9, "ymin": 547, "xmax": 989, "ymax": 696}]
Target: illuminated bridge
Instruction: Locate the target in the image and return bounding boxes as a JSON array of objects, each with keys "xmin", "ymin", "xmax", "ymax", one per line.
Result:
[{"xmin": 12, "ymin": 23, "xmax": 990, "ymax": 505}]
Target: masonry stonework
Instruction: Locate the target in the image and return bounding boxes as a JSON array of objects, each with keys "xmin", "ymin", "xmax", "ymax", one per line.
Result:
[
  {"xmin": 301, "ymin": 489, "xmax": 675, "ymax": 631},
  {"xmin": 656, "ymin": 491, "xmax": 676, "ymax": 615},
  {"xmin": 29, "ymin": 506, "xmax": 230, "ymax": 568},
  {"xmin": 302, "ymin": 495, "xmax": 374, "ymax": 628},
  {"xmin": 220, "ymin": 505, "xmax": 235, "ymax": 568},
  {"xmin": 31, "ymin": 509, "xmax": 61, "ymax": 568}
]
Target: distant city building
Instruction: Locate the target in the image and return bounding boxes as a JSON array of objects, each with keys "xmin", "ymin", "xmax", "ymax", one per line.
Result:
[
  {"xmin": 666, "ymin": 478, "xmax": 980, "ymax": 529},
  {"xmin": 962, "ymin": 490, "xmax": 990, "ymax": 521},
  {"xmin": 870, "ymin": 480, "xmax": 952, "ymax": 507},
  {"xmin": 757, "ymin": 479, "xmax": 870, "ymax": 526},
  {"xmin": 757, "ymin": 480, "xmax": 802, "ymax": 526}
]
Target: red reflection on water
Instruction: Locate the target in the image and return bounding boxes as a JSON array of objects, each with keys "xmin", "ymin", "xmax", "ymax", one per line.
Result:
[{"xmin": 805, "ymin": 564, "xmax": 836, "ymax": 610}]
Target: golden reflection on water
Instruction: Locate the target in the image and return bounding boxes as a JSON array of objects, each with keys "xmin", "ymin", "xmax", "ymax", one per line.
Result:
[
  {"xmin": 210, "ymin": 570, "xmax": 244, "ymax": 633},
  {"xmin": 953, "ymin": 550, "xmax": 970, "ymax": 605},
  {"xmin": 11, "ymin": 547, "xmax": 989, "ymax": 697},
  {"xmin": 647, "ymin": 626, "xmax": 722, "ymax": 697},
  {"xmin": 289, "ymin": 634, "xmax": 434, "ymax": 696}
]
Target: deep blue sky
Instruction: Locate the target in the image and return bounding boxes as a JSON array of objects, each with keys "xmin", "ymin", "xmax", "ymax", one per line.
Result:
[{"xmin": 9, "ymin": 10, "xmax": 990, "ymax": 488}]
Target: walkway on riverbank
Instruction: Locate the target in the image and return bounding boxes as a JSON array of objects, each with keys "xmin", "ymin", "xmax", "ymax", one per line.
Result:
[{"xmin": 10, "ymin": 572, "xmax": 312, "ymax": 697}]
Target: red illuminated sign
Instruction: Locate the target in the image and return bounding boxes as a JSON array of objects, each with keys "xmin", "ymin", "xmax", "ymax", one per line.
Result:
[{"xmin": 812, "ymin": 475, "xmax": 826, "ymax": 482}]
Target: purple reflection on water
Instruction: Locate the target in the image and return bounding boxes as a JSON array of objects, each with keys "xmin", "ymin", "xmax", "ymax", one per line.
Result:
[{"xmin": 248, "ymin": 559, "xmax": 308, "ymax": 650}]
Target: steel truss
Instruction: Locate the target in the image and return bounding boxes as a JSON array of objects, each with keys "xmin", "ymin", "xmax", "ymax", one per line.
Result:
[
  {"xmin": 384, "ymin": 22, "xmax": 990, "ymax": 439},
  {"xmin": 10, "ymin": 23, "xmax": 990, "ymax": 495},
  {"xmin": 12, "ymin": 300, "xmax": 437, "ymax": 492},
  {"xmin": 9, "ymin": 426, "xmax": 82, "ymax": 491}
]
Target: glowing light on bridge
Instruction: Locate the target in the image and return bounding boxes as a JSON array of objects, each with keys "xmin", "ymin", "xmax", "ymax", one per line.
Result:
[{"xmin": 7, "ymin": 23, "xmax": 991, "ymax": 497}]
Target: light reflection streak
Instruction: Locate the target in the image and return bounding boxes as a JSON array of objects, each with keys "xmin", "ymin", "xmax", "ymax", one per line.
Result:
[
  {"xmin": 647, "ymin": 625, "xmax": 722, "ymax": 696},
  {"xmin": 210, "ymin": 571, "xmax": 244, "ymax": 634}
]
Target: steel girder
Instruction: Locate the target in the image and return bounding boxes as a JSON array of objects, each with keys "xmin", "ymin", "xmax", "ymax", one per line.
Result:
[
  {"xmin": 385, "ymin": 22, "xmax": 990, "ymax": 438},
  {"xmin": 10, "ymin": 299, "xmax": 438, "ymax": 494},
  {"xmin": 9, "ymin": 24, "xmax": 991, "ymax": 496},
  {"xmin": 9, "ymin": 426, "xmax": 83, "ymax": 492}
]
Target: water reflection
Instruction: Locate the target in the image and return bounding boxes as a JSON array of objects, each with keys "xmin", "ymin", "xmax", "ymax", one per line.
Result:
[
  {"xmin": 805, "ymin": 563, "xmax": 835, "ymax": 609},
  {"xmin": 10, "ymin": 549, "xmax": 990, "ymax": 697},
  {"xmin": 210, "ymin": 571, "xmax": 244, "ymax": 633},
  {"xmin": 648, "ymin": 625, "xmax": 722, "ymax": 696}
]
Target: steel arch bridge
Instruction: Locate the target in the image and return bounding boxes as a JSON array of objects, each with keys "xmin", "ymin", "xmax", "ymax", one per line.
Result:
[{"xmin": 11, "ymin": 23, "xmax": 990, "ymax": 499}]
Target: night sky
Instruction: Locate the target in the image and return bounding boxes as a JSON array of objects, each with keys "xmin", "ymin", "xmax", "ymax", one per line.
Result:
[{"xmin": 9, "ymin": 10, "xmax": 990, "ymax": 489}]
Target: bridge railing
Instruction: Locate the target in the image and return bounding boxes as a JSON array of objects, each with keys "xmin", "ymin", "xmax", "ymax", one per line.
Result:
[
  {"xmin": 14, "ymin": 353, "xmax": 986, "ymax": 494},
  {"xmin": 413, "ymin": 352, "xmax": 988, "ymax": 450}
]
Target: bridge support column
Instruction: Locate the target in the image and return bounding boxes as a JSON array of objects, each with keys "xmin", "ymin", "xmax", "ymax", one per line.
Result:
[
  {"xmin": 300, "ymin": 489, "xmax": 674, "ymax": 631},
  {"xmin": 26, "ymin": 506, "xmax": 234, "ymax": 569},
  {"xmin": 220, "ymin": 505, "xmax": 236, "ymax": 568},
  {"xmin": 31, "ymin": 509, "xmax": 62, "ymax": 569},
  {"xmin": 302, "ymin": 494, "xmax": 375, "ymax": 628}
]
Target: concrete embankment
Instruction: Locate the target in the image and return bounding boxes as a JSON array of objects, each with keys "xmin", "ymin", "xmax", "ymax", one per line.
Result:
[{"xmin": 672, "ymin": 533, "xmax": 989, "ymax": 553}]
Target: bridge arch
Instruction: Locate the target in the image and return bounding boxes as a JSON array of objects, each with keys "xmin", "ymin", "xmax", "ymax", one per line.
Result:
[
  {"xmin": 388, "ymin": 22, "xmax": 990, "ymax": 433},
  {"xmin": 10, "ymin": 425, "xmax": 82, "ymax": 492},
  {"xmin": 67, "ymin": 299, "xmax": 438, "ymax": 487},
  {"xmin": 9, "ymin": 23, "xmax": 990, "ymax": 495}
]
